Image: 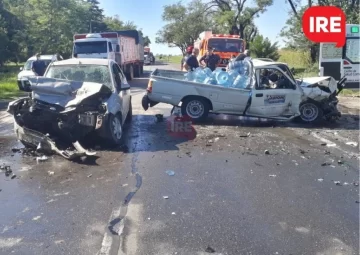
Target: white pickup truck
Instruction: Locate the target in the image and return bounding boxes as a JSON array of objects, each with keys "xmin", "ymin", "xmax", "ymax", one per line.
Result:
[{"xmin": 142, "ymin": 59, "xmax": 345, "ymax": 123}]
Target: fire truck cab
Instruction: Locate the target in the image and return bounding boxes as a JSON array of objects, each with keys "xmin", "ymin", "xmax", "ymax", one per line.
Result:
[{"xmin": 194, "ymin": 31, "xmax": 246, "ymax": 67}]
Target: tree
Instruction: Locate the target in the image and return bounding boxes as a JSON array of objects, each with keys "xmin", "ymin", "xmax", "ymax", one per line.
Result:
[
  {"xmin": 156, "ymin": 0, "xmax": 216, "ymax": 54},
  {"xmin": 249, "ymin": 35, "xmax": 280, "ymax": 60},
  {"xmin": 85, "ymin": 0, "xmax": 107, "ymax": 32},
  {"xmin": 206, "ymin": 0, "xmax": 273, "ymax": 41},
  {"xmin": 143, "ymin": 36, "xmax": 151, "ymax": 47},
  {"xmin": 282, "ymin": 0, "xmax": 360, "ymax": 63}
]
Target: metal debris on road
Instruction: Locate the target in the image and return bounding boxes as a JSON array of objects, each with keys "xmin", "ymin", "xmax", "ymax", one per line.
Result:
[
  {"xmin": 269, "ymin": 174, "xmax": 276, "ymax": 177},
  {"xmin": 87, "ymin": 174, "xmax": 92, "ymax": 178},
  {"xmin": 239, "ymin": 132, "xmax": 251, "ymax": 137},
  {"xmin": 155, "ymin": 114, "xmax": 164, "ymax": 122},
  {"xmin": 205, "ymin": 246, "xmax": 216, "ymax": 253},
  {"xmin": 171, "ymin": 212, "xmax": 176, "ymax": 215},
  {"xmin": 166, "ymin": 170, "xmax": 175, "ymax": 176},
  {"xmin": 48, "ymin": 171, "xmax": 54, "ymax": 176},
  {"xmin": 337, "ymin": 160, "xmax": 344, "ymax": 165},
  {"xmin": 334, "ymin": 181, "xmax": 342, "ymax": 186},
  {"xmin": 264, "ymin": 150, "xmax": 270, "ymax": 155},
  {"xmin": 343, "ymin": 182, "xmax": 349, "ymax": 185},
  {"xmin": 214, "ymin": 137, "xmax": 220, "ymax": 142},
  {"xmin": 11, "ymin": 174, "xmax": 17, "ymax": 179},
  {"xmin": 163, "ymin": 196, "xmax": 169, "ymax": 199},
  {"xmin": 353, "ymin": 182, "xmax": 359, "ymax": 187},
  {"xmin": 11, "ymin": 148, "xmax": 21, "ymax": 153},
  {"xmin": 36, "ymin": 155, "xmax": 48, "ymax": 162},
  {"xmin": 321, "ymin": 162, "xmax": 331, "ymax": 166},
  {"xmin": 317, "ymin": 178, "xmax": 324, "ymax": 182}
]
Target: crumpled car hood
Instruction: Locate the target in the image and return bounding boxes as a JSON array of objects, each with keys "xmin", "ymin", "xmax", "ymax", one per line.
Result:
[
  {"xmin": 297, "ymin": 76, "xmax": 337, "ymax": 93},
  {"xmin": 27, "ymin": 77, "xmax": 112, "ymax": 108}
]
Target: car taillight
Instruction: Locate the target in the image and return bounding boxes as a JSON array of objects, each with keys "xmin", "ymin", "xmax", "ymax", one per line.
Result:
[{"xmin": 147, "ymin": 80, "xmax": 153, "ymax": 93}]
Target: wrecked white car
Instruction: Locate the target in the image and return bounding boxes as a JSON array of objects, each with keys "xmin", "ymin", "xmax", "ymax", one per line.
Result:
[
  {"xmin": 7, "ymin": 58, "xmax": 132, "ymax": 160},
  {"xmin": 142, "ymin": 59, "xmax": 345, "ymax": 124}
]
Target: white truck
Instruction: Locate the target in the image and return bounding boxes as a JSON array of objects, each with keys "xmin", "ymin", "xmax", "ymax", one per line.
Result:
[
  {"xmin": 73, "ymin": 30, "xmax": 144, "ymax": 81},
  {"xmin": 142, "ymin": 59, "xmax": 345, "ymax": 123}
]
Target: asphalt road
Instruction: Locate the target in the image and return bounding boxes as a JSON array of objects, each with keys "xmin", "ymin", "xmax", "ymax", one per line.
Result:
[{"xmin": 0, "ymin": 62, "xmax": 359, "ymax": 255}]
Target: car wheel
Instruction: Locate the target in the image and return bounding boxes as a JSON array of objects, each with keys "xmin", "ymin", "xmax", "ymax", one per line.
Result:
[
  {"xmin": 126, "ymin": 101, "xmax": 132, "ymax": 123},
  {"xmin": 181, "ymin": 97, "xmax": 210, "ymax": 122},
  {"xmin": 108, "ymin": 114, "xmax": 124, "ymax": 145},
  {"xmin": 298, "ymin": 101, "xmax": 323, "ymax": 123}
]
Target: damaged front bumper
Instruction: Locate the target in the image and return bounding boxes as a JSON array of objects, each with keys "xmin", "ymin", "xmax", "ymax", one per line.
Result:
[{"xmin": 14, "ymin": 118, "xmax": 96, "ymax": 160}]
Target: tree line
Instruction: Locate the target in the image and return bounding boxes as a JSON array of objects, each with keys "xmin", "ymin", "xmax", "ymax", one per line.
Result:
[
  {"xmin": 156, "ymin": 0, "xmax": 359, "ymax": 62},
  {"xmin": 0, "ymin": 0, "xmax": 151, "ymax": 66}
]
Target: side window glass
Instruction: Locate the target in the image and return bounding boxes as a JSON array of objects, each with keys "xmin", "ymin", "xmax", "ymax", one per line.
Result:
[
  {"xmin": 115, "ymin": 64, "xmax": 125, "ymax": 81},
  {"xmin": 257, "ymin": 68, "xmax": 294, "ymax": 90},
  {"xmin": 112, "ymin": 64, "xmax": 121, "ymax": 90},
  {"xmin": 108, "ymin": 42, "xmax": 113, "ymax": 52}
]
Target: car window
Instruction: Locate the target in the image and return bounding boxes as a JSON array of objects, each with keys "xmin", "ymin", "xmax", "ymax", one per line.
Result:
[
  {"xmin": 112, "ymin": 64, "xmax": 122, "ymax": 90},
  {"xmin": 114, "ymin": 64, "xmax": 126, "ymax": 81},
  {"xmin": 256, "ymin": 68, "xmax": 294, "ymax": 90},
  {"xmin": 345, "ymin": 38, "xmax": 360, "ymax": 63},
  {"xmin": 45, "ymin": 65, "xmax": 112, "ymax": 88}
]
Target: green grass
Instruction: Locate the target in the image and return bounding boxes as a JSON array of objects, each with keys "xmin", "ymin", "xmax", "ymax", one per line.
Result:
[
  {"xmin": 0, "ymin": 65, "xmax": 22, "ymax": 99},
  {"xmin": 340, "ymin": 89, "xmax": 360, "ymax": 97}
]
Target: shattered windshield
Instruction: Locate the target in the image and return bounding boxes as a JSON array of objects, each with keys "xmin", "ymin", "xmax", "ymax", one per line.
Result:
[
  {"xmin": 45, "ymin": 65, "xmax": 112, "ymax": 88},
  {"xmin": 208, "ymin": 38, "xmax": 244, "ymax": 53}
]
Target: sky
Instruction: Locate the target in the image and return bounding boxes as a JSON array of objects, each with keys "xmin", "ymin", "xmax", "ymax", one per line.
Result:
[{"xmin": 99, "ymin": 0, "xmax": 307, "ymax": 55}]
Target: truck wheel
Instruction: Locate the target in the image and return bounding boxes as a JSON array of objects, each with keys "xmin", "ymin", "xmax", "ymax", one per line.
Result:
[
  {"xmin": 108, "ymin": 113, "xmax": 124, "ymax": 146},
  {"xmin": 297, "ymin": 101, "xmax": 323, "ymax": 123},
  {"xmin": 181, "ymin": 97, "xmax": 210, "ymax": 122}
]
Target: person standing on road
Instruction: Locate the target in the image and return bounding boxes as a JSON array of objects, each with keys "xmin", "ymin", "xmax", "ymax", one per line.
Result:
[
  {"xmin": 199, "ymin": 47, "xmax": 220, "ymax": 71},
  {"xmin": 181, "ymin": 46, "xmax": 194, "ymax": 71},
  {"xmin": 183, "ymin": 47, "xmax": 200, "ymax": 71},
  {"xmin": 31, "ymin": 53, "xmax": 46, "ymax": 76}
]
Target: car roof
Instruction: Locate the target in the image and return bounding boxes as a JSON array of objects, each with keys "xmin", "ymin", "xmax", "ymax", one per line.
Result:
[
  {"xmin": 51, "ymin": 58, "xmax": 113, "ymax": 66},
  {"xmin": 252, "ymin": 59, "xmax": 289, "ymax": 68}
]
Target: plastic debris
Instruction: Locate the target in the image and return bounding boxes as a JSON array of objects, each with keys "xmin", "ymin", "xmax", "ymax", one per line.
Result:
[
  {"xmin": 171, "ymin": 212, "xmax": 176, "ymax": 215},
  {"xmin": 337, "ymin": 160, "xmax": 344, "ymax": 165},
  {"xmin": 317, "ymin": 178, "xmax": 324, "ymax": 182},
  {"xmin": 11, "ymin": 174, "xmax": 17, "ymax": 179},
  {"xmin": 48, "ymin": 171, "xmax": 54, "ymax": 176},
  {"xmin": 166, "ymin": 170, "xmax": 175, "ymax": 176},
  {"xmin": 205, "ymin": 246, "xmax": 216, "ymax": 253},
  {"xmin": 321, "ymin": 162, "xmax": 331, "ymax": 166},
  {"xmin": 264, "ymin": 150, "xmax": 270, "ymax": 155},
  {"xmin": 36, "ymin": 155, "xmax": 48, "ymax": 162},
  {"xmin": 239, "ymin": 132, "xmax": 251, "ymax": 137},
  {"xmin": 346, "ymin": 141, "xmax": 358, "ymax": 147},
  {"xmin": 334, "ymin": 181, "xmax": 342, "ymax": 186},
  {"xmin": 163, "ymin": 196, "xmax": 169, "ymax": 199},
  {"xmin": 269, "ymin": 174, "xmax": 276, "ymax": 177},
  {"xmin": 87, "ymin": 174, "xmax": 92, "ymax": 178}
]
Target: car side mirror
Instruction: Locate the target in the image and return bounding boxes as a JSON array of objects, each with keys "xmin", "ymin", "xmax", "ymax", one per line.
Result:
[{"xmin": 20, "ymin": 67, "xmax": 23, "ymax": 71}]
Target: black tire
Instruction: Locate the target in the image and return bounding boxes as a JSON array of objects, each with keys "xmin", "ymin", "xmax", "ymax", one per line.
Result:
[
  {"xmin": 296, "ymin": 101, "xmax": 324, "ymax": 123},
  {"xmin": 181, "ymin": 97, "xmax": 210, "ymax": 122},
  {"xmin": 107, "ymin": 113, "xmax": 124, "ymax": 146},
  {"xmin": 134, "ymin": 65, "xmax": 140, "ymax": 78},
  {"xmin": 126, "ymin": 100, "xmax": 132, "ymax": 123}
]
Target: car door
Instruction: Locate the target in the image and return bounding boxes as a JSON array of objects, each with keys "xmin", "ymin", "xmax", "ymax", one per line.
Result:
[
  {"xmin": 247, "ymin": 66, "xmax": 302, "ymax": 117},
  {"xmin": 113, "ymin": 63, "xmax": 130, "ymax": 122}
]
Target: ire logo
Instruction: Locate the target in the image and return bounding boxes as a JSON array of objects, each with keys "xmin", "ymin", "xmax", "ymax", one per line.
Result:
[
  {"xmin": 166, "ymin": 115, "xmax": 196, "ymax": 139},
  {"xmin": 302, "ymin": 6, "xmax": 346, "ymax": 47}
]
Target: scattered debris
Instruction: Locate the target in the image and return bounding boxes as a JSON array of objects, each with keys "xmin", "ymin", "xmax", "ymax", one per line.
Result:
[
  {"xmin": 171, "ymin": 212, "xmax": 176, "ymax": 215},
  {"xmin": 317, "ymin": 178, "xmax": 324, "ymax": 182},
  {"xmin": 3, "ymin": 166, "xmax": 12, "ymax": 177},
  {"xmin": 48, "ymin": 171, "xmax": 54, "ymax": 176},
  {"xmin": 32, "ymin": 216, "xmax": 41, "ymax": 221},
  {"xmin": 207, "ymin": 140, "xmax": 214, "ymax": 144},
  {"xmin": 166, "ymin": 170, "xmax": 175, "ymax": 176},
  {"xmin": 353, "ymin": 182, "xmax": 359, "ymax": 187},
  {"xmin": 36, "ymin": 155, "xmax": 48, "ymax": 162},
  {"xmin": 334, "ymin": 181, "xmax": 342, "ymax": 186},
  {"xmin": 87, "ymin": 174, "xmax": 92, "ymax": 178},
  {"xmin": 155, "ymin": 114, "xmax": 164, "ymax": 122},
  {"xmin": 11, "ymin": 148, "xmax": 21, "ymax": 153},
  {"xmin": 214, "ymin": 137, "xmax": 220, "ymax": 142},
  {"xmin": 163, "ymin": 196, "xmax": 169, "ymax": 199},
  {"xmin": 356, "ymin": 201, "xmax": 359, "ymax": 204},
  {"xmin": 343, "ymin": 182, "xmax": 349, "ymax": 186},
  {"xmin": 269, "ymin": 174, "xmax": 276, "ymax": 177},
  {"xmin": 299, "ymin": 149, "xmax": 306, "ymax": 154},
  {"xmin": 321, "ymin": 143, "xmax": 327, "ymax": 146},
  {"xmin": 11, "ymin": 174, "xmax": 17, "ymax": 179},
  {"xmin": 346, "ymin": 141, "xmax": 358, "ymax": 147},
  {"xmin": 205, "ymin": 246, "xmax": 216, "ymax": 253},
  {"xmin": 321, "ymin": 162, "xmax": 331, "ymax": 166},
  {"xmin": 239, "ymin": 132, "xmax": 251, "ymax": 138},
  {"xmin": 337, "ymin": 160, "xmax": 344, "ymax": 165},
  {"xmin": 264, "ymin": 150, "xmax": 270, "ymax": 155}
]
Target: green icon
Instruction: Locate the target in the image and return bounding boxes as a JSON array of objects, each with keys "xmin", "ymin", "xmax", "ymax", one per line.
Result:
[{"xmin": 351, "ymin": 26, "xmax": 359, "ymax": 33}]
